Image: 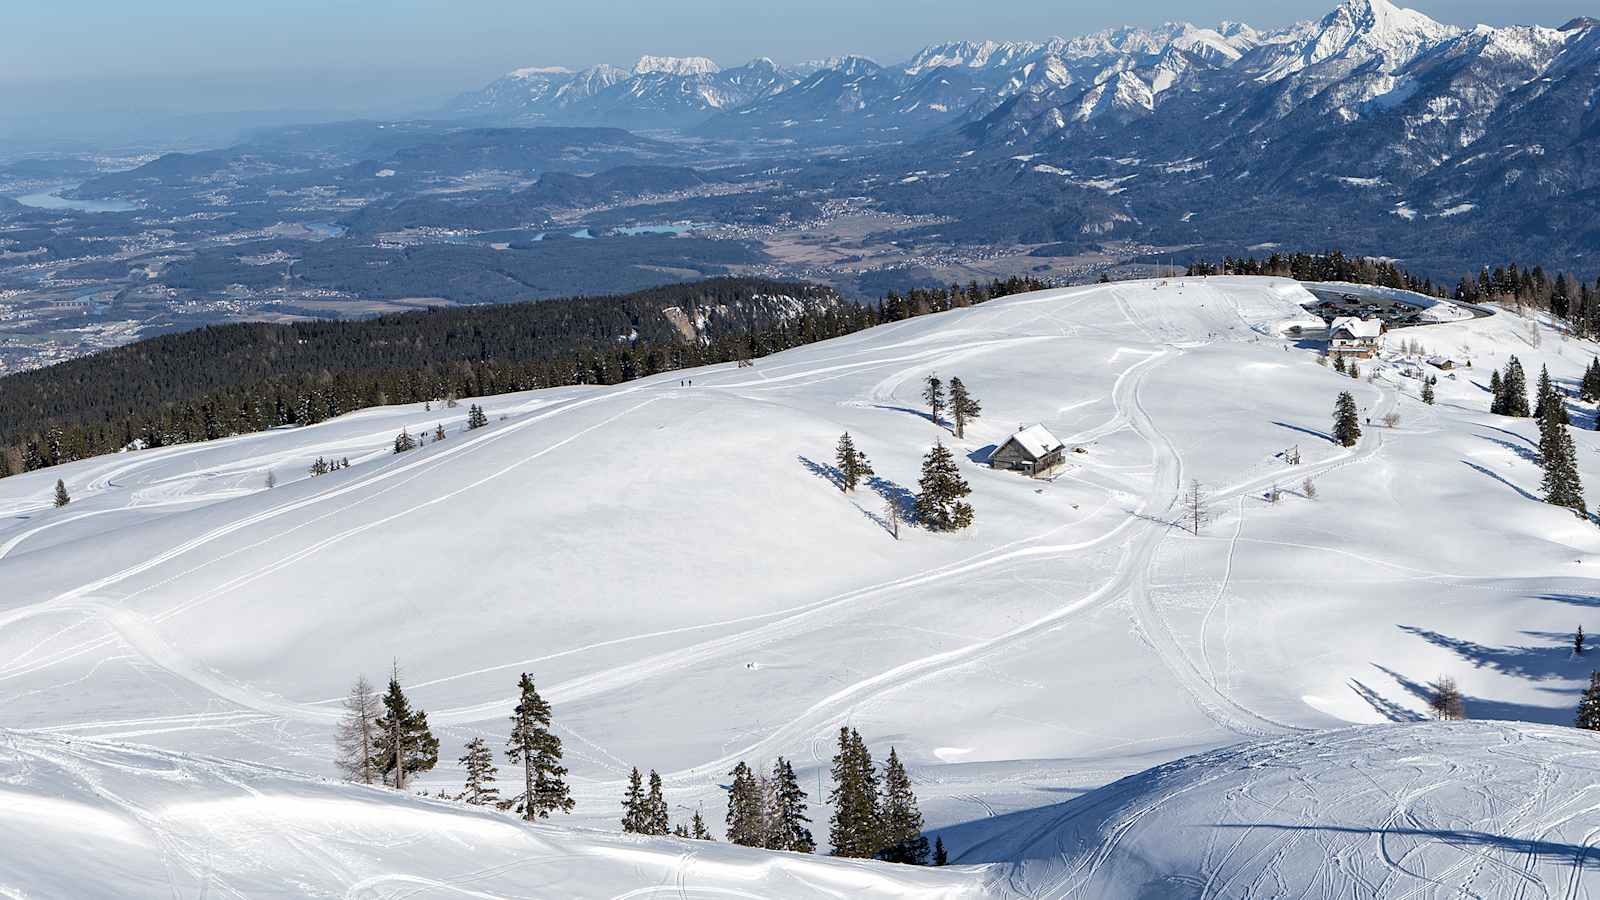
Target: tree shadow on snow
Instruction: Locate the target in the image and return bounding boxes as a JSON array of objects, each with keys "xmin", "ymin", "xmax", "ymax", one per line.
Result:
[
  {"xmin": 1477, "ymin": 433, "xmax": 1541, "ymax": 465},
  {"xmin": 868, "ymin": 475, "xmax": 918, "ymax": 524},
  {"xmin": 1272, "ymin": 420, "xmax": 1335, "ymax": 444},
  {"xmin": 872, "ymin": 403, "xmax": 946, "ymax": 431},
  {"xmin": 1371, "ymin": 663, "xmax": 1579, "ymax": 725},
  {"xmin": 797, "ymin": 454, "xmax": 843, "ymax": 491},
  {"xmin": 1534, "ymin": 593, "xmax": 1600, "ymax": 609},
  {"xmin": 1397, "ymin": 625, "xmax": 1585, "ymax": 682},
  {"xmin": 1347, "ymin": 678, "xmax": 1427, "ymax": 722},
  {"xmin": 1461, "ymin": 460, "xmax": 1539, "ymax": 503},
  {"xmin": 1209, "ymin": 823, "xmax": 1600, "ymax": 868}
]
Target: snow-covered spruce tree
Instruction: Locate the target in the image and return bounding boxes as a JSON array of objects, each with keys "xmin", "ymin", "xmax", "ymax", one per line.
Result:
[
  {"xmin": 1421, "ymin": 380, "xmax": 1435, "ymax": 406},
  {"xmin": 691, "ymin": 809, "xmax": 716, "ymax": 841},
  {"xmin": 767, "ymin": 757, "xmax": 815, "ymax": 853},
  {"xmin": 876, "ymin": 748, "xmax": 929, "ymax": 865},
  {"xmin": 333, "ymin": 675, "xmax": 381, "ymax": 785},
  {"xmin": 948, "ymin": 378, "xmax": 981, "ymax": 439},
  {"xmin": 1535, "ymin": 365, "xmax": 1554, "ymax": 420},
  {"xmin": 834, "ymin": 432, "xmax": 874, "ymax": 493},
  {"xmin": 828, "ymin": 727, "xmax": 882, "ymax": 858},
  {"xmin": 1334, "ymin": 355, "xmax": 1346, "ymax": 374},
  {"xmin": 458, "ymin": 737, "xmax": 501, "ymax": 806},
  {"xmin": 506, "ymin": 673, "xmax": 573, "ymax": 820},
  {"xmin": 467, "ymin": 404, "xmax": 489, "ymax": 430},
  {"xmin": 1349, "ymin": 361, "xmax": 1361, "ymax": 380},
  {"xmin": 393, "ymin": 428, "xmax": 416, "ymax": 454},
  {"xmin": 922, "ymin": 375, "xmax": 945, "ymax": 426},
  {"xmin": 1429, "ymin": 676, "xmax": 1467, "ymax": 721},
  {"xmin": 310, "ymin": 456, "xmax": 329, "ymax": 476},
  {"xmin": 1539, "ymin": 394, "xmax": 1587, "ymax": 517},
  {"xmin": 1577, "ymin": 673, "xmax": 1600, "ymax": 731},
  {"xmin": 1333, "ymin": 392, "xmax": 1361, "ymax": 448},
  {"xmin": 621, "ymin": 767, "xmax": 648, "ymax": 833},
  {"xmin": 725, "ymin": 761, "xmax": 765, "ymax": 846},
  {"xmin": 915, "ymin": 442, "xmax": 974, "ymax": 532},
  {"xmin": 646, "ymin": 769, "xmax": 670, "ymax": 836},
  {"xmin": 372, "ymin": 668, "xmax": 440, "ymax": 790},
  {"xmin": 53, "ymin": 479, "xmax": 70, "ymax": 507},
  {"xmin": 934, "ymin": 835, "xmax": 948, "ymax": 866},
  {"xmin": 1504, "ymin": 357, "xmax": 1531, "ymax": 417}
]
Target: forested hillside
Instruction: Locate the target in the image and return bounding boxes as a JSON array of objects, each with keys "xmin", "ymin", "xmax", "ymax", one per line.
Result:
[{"xmin": 0, "ymin": 275, "xmax": 1047, "ymax": 474}]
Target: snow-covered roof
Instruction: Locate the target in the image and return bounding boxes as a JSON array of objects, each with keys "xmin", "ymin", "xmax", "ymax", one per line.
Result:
[
  {"xmin": 1004, "ymin": 424, "xmax": 1065, "ymax": 459},
  {"xmin": 1329, "ymin": 316, "xmax": 1382, "ymax": 339}
]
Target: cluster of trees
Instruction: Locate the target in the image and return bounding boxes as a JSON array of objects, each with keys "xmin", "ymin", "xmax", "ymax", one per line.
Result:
[
  {"xmin": 1486, "ymin": 357, "xmax": 1588, "ymax": 519},
  {"xmin": 1, "ymin": 277, "xmax": 1046, "ymax": 479},
  {"xmin": 309, "ymin": 456, "xmax": 351, "ymax": 476},
  {"xmin": 921, "ymin": 375, "xmax": 983, "ymax": 439},
  {"xmin": 1488, "ymin": 357, "xmax": 1531, "ymax": 417},
  {"xmin": 1186, "ymin": 252, "xmax": 1600, "ymax": 334},
  {"xmin": 826, "ymin": 728, "xmax": 940, "ymax": 864},
  {"xmin": 724, "ymin": 758, "xmax": 815, "ymax": 851},
  {"xmin": 335, "ymin": 670, "xmax": 572, "ymax": 821}
]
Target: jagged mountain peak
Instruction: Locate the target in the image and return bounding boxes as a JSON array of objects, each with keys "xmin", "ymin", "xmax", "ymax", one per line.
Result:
[
  {"xmin": 1253, "ymin": 0, "xmax": 1459, "ymax": 80},
  {"xmin": 633, "ymin": 55, "xmax": 721, "ymax": 77}
]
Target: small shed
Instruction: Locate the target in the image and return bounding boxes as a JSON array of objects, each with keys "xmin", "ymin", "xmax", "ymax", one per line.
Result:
[{"xmin": 991, "ymin": 424, "xmax": 1066, "ymax": 477}]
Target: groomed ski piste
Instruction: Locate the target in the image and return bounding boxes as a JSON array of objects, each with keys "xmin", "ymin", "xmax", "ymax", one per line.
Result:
[{"xmin": 6, "ymin": 275, "xmax": 1600, "ymax": 897}]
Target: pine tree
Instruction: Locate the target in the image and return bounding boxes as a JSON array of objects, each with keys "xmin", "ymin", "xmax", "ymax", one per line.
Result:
[
  {"xmin": 310, "ymin": 456, "xmax": 329, "ymax": 476},
  {"xmin": 922, "ymin": 375, "xmax": 945, "ymax": 426},
  {"xmin": 1536, "ymin": 366, "xmax": 1554, "ymax": 419},
  {"xmin": 934, "ymin": 835, "xmax": 948, "ymax": 866},
  {"xmin": 828, "ymin": 727, "xmax": 882, "ymax": 858},
  {"xmin": 1429, "ymin": 676, "xmax": 1466, "ymax": 720},
  {"xmin": 1333, "ymin": 392, "xmax": 1361, "ymax": 448},
  {"xmin": 691, "ymin": 810, "xmax": 716, "ymax": 841},
  {"xmin": 725, "ymin": 760, "xmax": 765, "ymax": 846},
  {"xmin": 1349, "ymin": 361, "xmax": 1361, "ymax": 380},
  {"xmin": 506, "ymin": 673, "xmax": 573, "ymax": 820},
  {"xmin": 621, "ymin": 767, "xmax": 649, "ymax": 833},
  {"xmin": 948, "ymin": 378, "xmax": 981, "ymax": 439},
  {"xmin": 1421, "ymin": 380, "xmax": 1434, "ymax": 406},
  {"xmin": 1504, "ymin": 357, "xmax": 1531, "ymax": 417},
  {"xmin": 876, "ymin": 747, "xmax": 929, "ymax": 864},
  {"xmin": 372, "ymin": 668, "xmax": 440, "ymax": 790},
  {"xmin": 646, "ymin": 769, "xmax": 670, "ymax": 836},
  {"xmin": 333, "ymin": 675, "xmax": 381, "ymax": 785},
  {"xmin": 1539, "ymin": 393, "xmax": 1587, "ymax": 517},
  {"xmin": 393, "ymin": 428, "xmax": 415, "ymax": 454},
  {"xmin": 53, "ymin": 479, "xmax": 70, "ymax": 508},
  {"xmin": 467, "ymin": 404, "xmax": 489, "ymax": 430},
  {"xmin": 1577, "ymin": 673, "xmax": 1600, "ymax": 731},
  {"xmin": 1577, "ymin": 625, "xmax": 1586, "ymax": 657},
  {"xmin": 458, "ymin": 737, "xmax": 501, "ymax": 806},
  {"xmin": 674, "ymin": 823, "xmax": 691, "ymax": 838},
  {"xmin": 915, "ymin": 442, "xmax": 974, "ymax": 532},
  {"xmin": 835, "ymin": 432, "xmax": 874, "ymax": 493},
  {"xmin": 767, "ymin": 757, "xmax": 815, "ymax": 853},
  {"xmin": 1334, "ymin": 354, "xmax": 1346, "ymax": 374},
  {"xmin": 1490, "ymin": 369, "xmax": 1504, "ymax": 414}
]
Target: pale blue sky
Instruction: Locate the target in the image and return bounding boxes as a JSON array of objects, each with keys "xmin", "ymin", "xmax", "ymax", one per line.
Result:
[{"xmin": 1, "ymin": 0, "xmax": 1584, "ymax": 118}]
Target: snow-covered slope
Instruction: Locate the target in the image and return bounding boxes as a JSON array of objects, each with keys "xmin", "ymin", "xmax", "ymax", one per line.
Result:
[
  {"xmin": 956, "ymin": 721, "xmax": 1600, "ymax": 898},
  {"xmin": 8, "ymin": 277, "xmax": 1600, "ymax": 892}
]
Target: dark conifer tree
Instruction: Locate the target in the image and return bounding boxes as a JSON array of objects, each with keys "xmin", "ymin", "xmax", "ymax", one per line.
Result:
[
  {"xmin": 768, "ymin": 757, "xmax": 815, "ymax": 853},
  {"xmin": 1578, "ymin": 673, "xmax": 1600, "ymax": 731},
  {"xmin": 646, "ymin": 770, "xmax": 671, "ymax": 836},
  {"xmin": 1577, "ymin": 625, "xmax": 1586, "ymax": 657},
  {"xmin": 948, "ymin": 378, "xmax": 981, "ymax": 439},
  {"xmin": 691, "ymin": 810, "xmax": 716, "ymax": 841},
  {"xmin": 835, "ymin": 432, "xmax": 874, "ymax": 493},
  {"xmin": 506, "ymin": 673, "xmax": 573, "ymax": 820},
  {"xmin": 1504, "ymin": 357, "xmax": 1531, "ymax": 417},
  {"xmin": 1490, "ymin": 370, "xmax": 1504, "ymax": 414},
  {"xmin": 828, "ymin": 727, "xmax": 882, "ymax": 858},
  {"xmin": 1539, "ymin": 393, "xmax": 1587, "ymax": 517},
  {"xmin": 621, "ymin": 767, "xmax": 649, "ymax": 833},
  {"xmin": 725, "ymin": 761, "xmax": 765, "ymax": 847},
  {"xmin": 467, "ymin": 404, "xmax": 489, "ymax": 430},
  {"xmin": 1333, "ymin": 393, "xmax": 1361, "ymax": 448},
  {"xmin": 458, "ymin": 737, "xmax": 501, "ymax": 806},
  {"xmin": 1535, "ymin": 366, "xmax": 1554, "ymax": 420},
  {"xmin": 934, "ymin": 835, "xmax": 949, "ymax": 866},
  {"xmin": 923, "ymin": 375, "xmax": 945, "ymax": 426},
  {"xmin": 876, "ymin": 747, "xmax": 929, "ymax": 864},
  {"xmin": 372, "ymin": 668, "xmax": 440, "ymax": 790},
  {"xmin": 1421, "ymin": 379, "xmax": 1435, "ymax": 405},
  {"xmin": 916, "ymin": 442, "xmax": 974, "ymax": 531},
  {"xmin": 53, "ymin": 479, "xmax": 70, "ymax": 508},
  {"xmin": 393, "ymin": 428, "xmax": 416, "ymax": 454},
  {"xmin": 1334, "ymin": 354, "xmax": 1346, "ymax": 374}
]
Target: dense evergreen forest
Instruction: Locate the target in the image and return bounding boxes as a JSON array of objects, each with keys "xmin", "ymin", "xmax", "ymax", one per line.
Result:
[{"xmin": 0, "ymin": 275, "xmax": 1048, "ymax": 476}]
